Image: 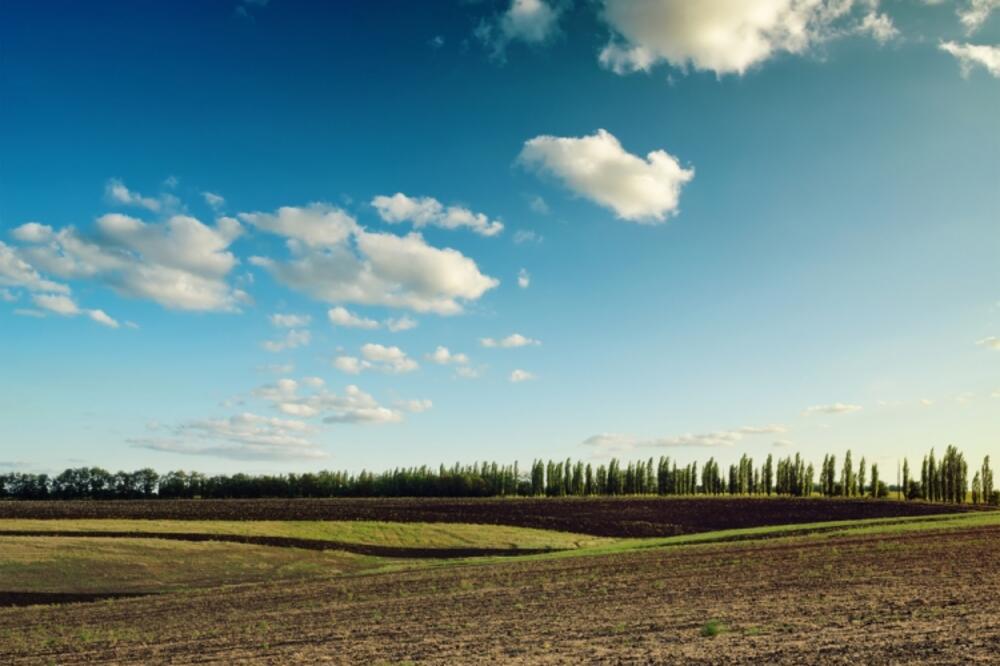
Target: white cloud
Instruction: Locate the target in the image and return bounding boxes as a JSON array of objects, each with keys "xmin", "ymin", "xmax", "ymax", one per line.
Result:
[
  {"xmin": 239, "ymin": 203, "xmax": 358, "ymax": 247},
  {"xmin": 598, "ymin": 0, "xmax": 896, "ymax": 77},
  {"xmin": 396, "ymin": 398, "xmax": 433, "ymax": 413},
  {"xmin": 977, "ymin": 336, "xmax": 1000, "ymax": 349},
  {"xmin": 518, "ymin": 268, "xmax": 531, "ymax": 288},
  {"xmin": 857, "ymin": 10, "xmax": 899, "ymax": 43},
  {"xmin": 772, "ymin": 439, "xmax": 795, "ymax": 448},
  {"xmin": 263, "ymin": 329, "xmax": 310, "ymax": 353},
  {"xmin": 14, "ymin": 308, "xmax": 46, "ymax": 318},
  {"xmin": 131, "ymin": 412, "xmax": 327, "ymax": 461},
  {"xmin": 328, "ymin": 306, "xmax": 380, "ymax": 329},
  {"xmin": 510, "ymin": 368, "xmax": 535, "ymax": 382},
  {"xmin": 513, "ymin": 229, "xmax": 543, "ymax": 244},
  {"xmin": 247, "ymin": 204, "xmax": 498, "ymax": 314},
  {"xmin": 333, "ymin": 356, "xmax": 366, "ymax": 375},
  {"xmin": 27, "ymin": 293, "xmax": 118, "ymax": 328},
  {"xmin": 957, "ymin": 0, "xmax": 1000, "ymax": 33},
  {"xmin": 0, "ymin": 240, "xmax": 70, "ymax": 294},
  {"xmin": 372, "ymin": 193, "xmax": 503, "ymax": 237},
  {"xmin": 0, "ymin": 288, "xmax": 17, "ymax": 302},
  {"xmin": 476, "ymin": 0, "xmax": 564, "ymax": 58},
  {"xmin": 202, "ymin": 191, "xmax": 226, "ymax": 210},
  {"xmin": 529, "ymin": 195, "xmax": 550, "ymax": 214},
  {"xmin": 254, "ymin": 379, "xmax": 410, "ymax": 425},
  {"xmin": 386, "ymin": 315, "xmax": 418, "ymax": 332},
  {"xmin": 269, "ymin": 313, "xmax": 311, "ymax": 328},
  {"xmin": 333, "ymin": 344, "xmax": 418, "ymax": 374},
  {"xmin": 11, "ymin": 213, "xmax": 246, "ymax": 312},
  {"xmin": 32, "ymin": 293, "xmax": 80, "ymax": 316},
  {"xmin": 520, "ymin": 129, "xmax": 694, "ymax": 222},
  {"xmin": 583, "ymin": 423, "xmax": 790, "ymax": 452},
  {"xmin": 941, "ymin": 41, "xmax": 1000, "ymax": 77},
  {"xmin": 803, "ymin": 402, "xmax": 863, "ymax": 415},
  {"xmin": 481, "ymin": 333, "xmax": 541, "ymax": 348},
  {"xmin": 361, "ymin": 343, "xmax": 418, "ymax": 373},
  {"xmin": 87, "ymin": 309, "xmax": 120, "ymax": 328},
  {"xmin": 105, "ymin": 178, "xmax": 163, "ymax": 212},
  {"xmin": 427, "ymin": 346, "xmax": 470, "ymax": 365}
]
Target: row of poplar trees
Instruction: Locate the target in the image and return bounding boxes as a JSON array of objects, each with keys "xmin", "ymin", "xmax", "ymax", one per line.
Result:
[{"xmin": 1, "ymin": 447, "xmax": 996, "ymax": 502}]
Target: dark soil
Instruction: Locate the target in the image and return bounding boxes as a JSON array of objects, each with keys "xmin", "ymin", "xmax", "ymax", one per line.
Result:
[
  {"xmin": 0, "ymin": 497, "xmax": 975, "ymax": 537},
  {"xmin": 1, "ymin": 525, "xmax": 996, "ymax": 664}
]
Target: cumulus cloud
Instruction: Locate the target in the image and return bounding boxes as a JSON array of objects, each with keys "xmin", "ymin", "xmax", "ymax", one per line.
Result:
[
  {"xmin": 517, "ymin": 268, "xmax": 531, "ymax": 288},
  {"xmin": 520, "ymin": 129, "xmax": 693, "ymax": 222},
  {"xmin": 957, "ymin": 0, "xmax": 1000, "ymax": 33},
  {"xmin": 372, "ymin": 193, "xmax": 504, "ymax": 237},
  {"xmin": 583, "ymin": 423, "xmax": 790, "ymax": 452},
  {"xmin": 253, "ymin": 379, "xmax": 415, "ymax": 424},
  {"xmin": 328, "ymin": 306, "xmax": 380, "ymax": 329},
  {"xmin": 977, "ymin": 336, "xmax": 1000, "ymax": 349},
  {"xmin": 0, "ymin": 288, "xmax": 17, "ymax": 302},
  {"xmin": 857, "ymin": 9, "xmax": 899, "ymax": 43},
  {"xmin": 202, "ymin": 191, "xmax": 226, "ymax": 210},
  {"xmin": 940, "ymin": 41, "xmax": 1000, "ymax": 77},
  {"xmin": 803, "ymin": 402, "xmax": 863, "ymax": 415},
  {"xmin": 386, "ymin": 315, "xmax": 418, "ymax": 332},
  {"xmin": 239, "ymin": 203, "xmax": 357, "ymax": 248},
  {"xmin": 476, "ymin": 0, "xmax": 564, "ymax": 59},
  {"xmin": 361, "ymin": 343, "xmax": 418, "ymax": 373},
  {"xmin": 269, "ymin": 313, "xmax": 311, "ymax": 328},
  {"xmin": 10, "ymin": 213, "xmax": 246, "ymax": 311},
  {"xmin": 29, "ymin": 293, "xmax": 120, "ymax": 328},
  {"xmin": 510, "ymin": 369, "xmax": 535, "ymax": 382},
  {"xmin": 246, "ymin": 204, "xmax": 498, "ymax": 315},
  {"xmin": 334, "ymin": 343, "xmax": 418, "ymax": 374},
  {"xmin": 32, "ymin": 293, "xmax": 80, "ymax": 316},
  {"xmin": 598, "ymin": 0, "xmax": 898, "ymax": 77},
  {"xmin": 481, "ymin": 333, "xmax": 541, "ymax": 348},
  {"xmin": 0, "ymin": 240, "xmax": 70, "ymax": 294},
  {"xmin": 426, "ymin": 346, "xmax": 470, "ymax": 365},
  {"xmin": 131, "ymin": 412, "xmax": 327, "ymax": 461},
  {"xmin": 105, "ymin": 178, "xmax": 164, "ymax": 212},
  {"xmin": 263, "ymin": 329, "xmax": 310, "ymax": 353}
]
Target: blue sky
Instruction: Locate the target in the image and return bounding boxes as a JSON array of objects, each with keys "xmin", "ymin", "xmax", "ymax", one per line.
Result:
[{"xmin": 1, "ymin": 0, "xmax": 998, "ymax": 475}]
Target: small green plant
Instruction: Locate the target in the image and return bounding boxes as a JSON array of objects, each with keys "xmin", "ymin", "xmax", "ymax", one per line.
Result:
[{"xmin": 701, "ymin": 620, "xmax": 728, "ymax": 637}]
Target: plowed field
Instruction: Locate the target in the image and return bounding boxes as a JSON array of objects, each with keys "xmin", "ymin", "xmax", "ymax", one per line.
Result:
[
  {"xmin": 1, "ymin": 523, "xmax": 997, "ymax": 664},
  {"xmin": 0, "ymin": 497, "xmax": 972, "ymax": 537}
]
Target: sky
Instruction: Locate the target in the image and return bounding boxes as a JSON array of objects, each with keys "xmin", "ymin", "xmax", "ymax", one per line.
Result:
[{"xmin": 1, "ymin": 0, "xmax": 998, "ymax": 476}]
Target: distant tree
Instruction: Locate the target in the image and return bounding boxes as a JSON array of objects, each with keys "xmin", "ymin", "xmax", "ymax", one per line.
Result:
[
  {"xmin": 869, "ymin": 463, "xmax": 879, "ymax": 498},
  {"xmin": 858, "ymin": 458, "xmax": 867, "ymax": 499}
]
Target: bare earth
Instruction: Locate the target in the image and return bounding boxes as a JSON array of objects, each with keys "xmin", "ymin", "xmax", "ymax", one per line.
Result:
[{"xmin": 1, "ymin": 525, "xmax": 997, "ymax": 664}]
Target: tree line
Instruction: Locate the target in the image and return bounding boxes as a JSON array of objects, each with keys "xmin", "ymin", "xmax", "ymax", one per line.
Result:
[{"xmin": 0, "ymin": 447, "xmax": 996, "ymax": 504}]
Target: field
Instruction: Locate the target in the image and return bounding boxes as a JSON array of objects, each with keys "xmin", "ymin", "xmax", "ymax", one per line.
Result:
[
  {"xmin": 0, "ymin": 498, "xmax": 997, "ymax": 664},
  {"xmin": 0, "ymin": 496, "xmax": 972, "ymax": 536}
]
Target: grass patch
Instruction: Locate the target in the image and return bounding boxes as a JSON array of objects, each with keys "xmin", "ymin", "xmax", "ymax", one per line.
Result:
[
  {"xmin": 0, "ymin": 519, "xmax": 607, "ymax": 551},
  {"xmin": 0, "ymin": 536, "xmax": 386, "ymax": 594},
  {"xmin": 701, "ymin": 619, "xmax": 728, "ymax": 637}
]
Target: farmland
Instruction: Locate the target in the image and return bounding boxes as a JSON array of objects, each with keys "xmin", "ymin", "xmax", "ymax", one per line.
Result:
[
  {"xmin": 0, "ymin": 495, "xmax": 973, "ymax": 536},
  {"xmin": 0, "ymin": 497, "xmax": 997, "ymax": 663}
]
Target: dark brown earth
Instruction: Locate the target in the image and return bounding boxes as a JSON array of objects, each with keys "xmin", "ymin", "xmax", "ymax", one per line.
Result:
[
  {"xmin": 1, "ymin": 525, "xmax": 997, "ymax": 664},
  {"xmin": 0, "ymin": 497, "xmax": 973, "ymax": 537},
  {"xmin": 0, "ymin": 592, "xmax": 151, "ymax": 608}
]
